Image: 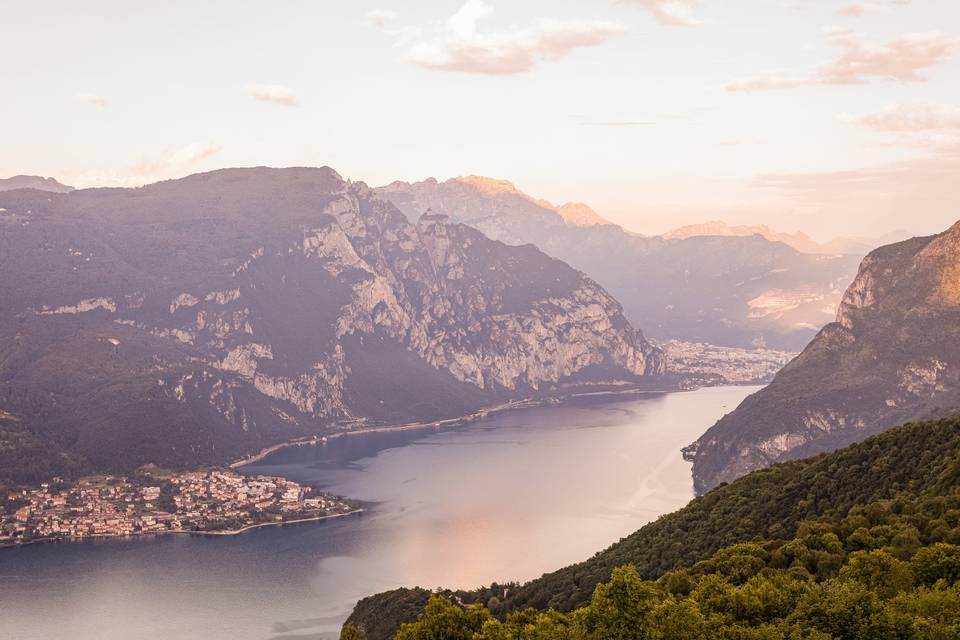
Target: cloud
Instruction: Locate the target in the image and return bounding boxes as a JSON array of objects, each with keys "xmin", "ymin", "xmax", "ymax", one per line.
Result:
[
  {"xmin": 72, "ymin": 142, "xmax": 223, "ymax": 188},
  {"xmin": 403, "ymin": 0, "xmax": 624, "ymax": 75},
  {"xmin": 366, "ymin": 8, "xmax": 399, "ymax": 27},
  {"xmin": 840, "ymin": 102, "xmax": 960, "ymax": 131},
  {"xmin": 76, "ymin": 93, "xmax": 107, "ymax": 108},
  {"xmin": 166, "ymin": 142, "xmax": 224, "ymax": 166},
  {"xmin": 838, "ymin": 1, "xmax": 911, "ymax": 17},
  {"xmin": 580, "ymin": 120, "xmax": 655, "ymax": 126},
  {"xmin": 727, "ymin": 29, "xmax": 957, "ymax": 91},
  {"xmin": 752, "ymin": 145, "xmax": 960, "ymax": 235},
  {"xmin": 246, "ymin": 83, "xmax": 298, "ymax": 106},
  {"xmin": 623, "ymin": 1, "xmax": 700, "ymax": 27},
  {"xmin": 839, "ymin": 4, "xmax": 866, "ymax": 17}
]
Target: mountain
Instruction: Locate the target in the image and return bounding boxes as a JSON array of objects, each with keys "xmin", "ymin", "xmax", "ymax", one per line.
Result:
[
  {"xmin": 0, "ymin": 167, "xmax": 662, "ymax": 487},
  {"xmin": 554, "ymin": 202, "xmax": 608, "ymax": 226},
  {"xmin": 819, "ymin": 229, "xmax": 913, "ymax": 256},
  {"xmin": 377, "ymin": 178, "xmax": 862, "ymax": 351},
  {"xmin": 663, "ymin": 220, "xmax": 823, "ymax": 254},
  {"xmin": 686, "ymin": 221, "xmax": 960, "ymax": 494},
  {"xmin": 345, "ymin": 415, "xmax": 960, "ymax": 639},
  {"xmin": 0, "ymin": 175, "xmax": 74, "ymax": 193},
  {"xmin": 664, "ymin": 219, "xmax": 911, "ymax": 257}
]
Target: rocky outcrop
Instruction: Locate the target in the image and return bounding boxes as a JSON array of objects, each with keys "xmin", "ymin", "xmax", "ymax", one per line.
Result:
[
  {"xmin": 686, "ymin": 221, "xmax": 960, "ymax": 494},
  {"xmin": 0, "ymin": 167, "xmax": 661, "ymax": 482}
]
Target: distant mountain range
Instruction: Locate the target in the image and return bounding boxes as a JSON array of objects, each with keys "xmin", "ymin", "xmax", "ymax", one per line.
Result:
[
  {"xmin": 377, "ymin": 177, "xmax": 863, "ymax": 351},
  {"xmin": 0, "ymin": 175, "xmax": 73, "ymax": 193},
  {"xmin": 686, "ymin": 220, "xmax": 960, "ymax": 494},
  {"xmin": 663, "ymin": 220, "xmax": 911, "ymax": 256},
  {"xmin": 0, "ymin": 167, "xmax": 661, "ymax": 487}
]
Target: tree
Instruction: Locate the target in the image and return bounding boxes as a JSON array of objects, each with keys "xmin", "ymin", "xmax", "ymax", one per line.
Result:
[
  {"xmin": 585, "ymin": 565, "xmax": 660, "ymax": 640},
  {"xmin": 839, "ymin": 550, "xmax": 913, "ymax": 598},
  {"xmin": 911, "ymin": 543, "xmax": 960, "ymax": 586},
  {"xmin": 340, "ymin": 624, "xmax": 367, "ymax": 640},
  {"xmin": 396, "ymin": 595, "xmax": 491, "ymax": 640}
]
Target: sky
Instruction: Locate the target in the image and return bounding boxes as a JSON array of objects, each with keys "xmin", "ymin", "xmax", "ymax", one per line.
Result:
[{"xmin": 2, "ymin": 0, "xmax": 959, "ymax": 240}]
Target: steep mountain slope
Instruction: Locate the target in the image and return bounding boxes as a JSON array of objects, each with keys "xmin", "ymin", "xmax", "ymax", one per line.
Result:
[
  {"xmin": 346, "ymin": 416, "xmax": 960, "ymax": 639},
  {"xmin": 0, "ymin": 167, "xmax": 662, "ymax": 486},
  {"xmin": 0, "ymin": 175, "xmax": 73, "ymax": 193},
  {"xmin": 377, "ymin": 178, "xmax": 861, "ymax": 350},
  {"xmin": 687, "ymin": 221, "xmax": 960, "ymax": 494}
]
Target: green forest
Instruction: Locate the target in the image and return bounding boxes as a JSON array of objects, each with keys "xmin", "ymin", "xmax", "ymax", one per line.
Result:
[{"xmin": 343, "ymin": 417, "xmax": 960, "ymax": 639}]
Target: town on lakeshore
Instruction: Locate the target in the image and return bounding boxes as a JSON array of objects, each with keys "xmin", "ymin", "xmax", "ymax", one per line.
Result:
[{"xmin": 0, "ymin": 468, "xmax": 358, "ymax": 547}]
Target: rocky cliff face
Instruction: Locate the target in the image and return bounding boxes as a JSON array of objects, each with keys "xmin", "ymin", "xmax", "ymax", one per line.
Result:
[
  {"xmin": 377, "ymin": 179, "xmax": 861, "ymax": 351},
  {"xmin": 0, "ymin": 167, "xmax": 661, "ymax": 484},
  {"xmin": 686, "ymin": 221, "xmax": 960, "ymax": 494}
]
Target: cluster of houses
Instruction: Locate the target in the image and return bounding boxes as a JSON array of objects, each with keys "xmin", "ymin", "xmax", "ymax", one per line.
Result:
[{"xmin": 1, "ymin": 469, "xmax": 356, "ymax": 545}]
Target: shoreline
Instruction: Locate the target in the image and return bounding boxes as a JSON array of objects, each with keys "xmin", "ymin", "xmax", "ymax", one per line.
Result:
[
  {"xmin": 229, "ymin": 384, "xmax": 679, "ymax": 469},
  {"xmin": 0, "ymin": 508, "xmax": 364, "ymax": 550}
]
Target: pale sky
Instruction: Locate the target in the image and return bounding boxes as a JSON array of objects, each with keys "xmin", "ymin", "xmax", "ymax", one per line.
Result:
[{"xmin": 2, "ymin": 0, "xmax": 959, "ymax": 240}]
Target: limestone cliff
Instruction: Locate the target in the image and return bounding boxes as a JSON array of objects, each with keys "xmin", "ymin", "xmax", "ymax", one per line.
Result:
[
  {"xmin": 0, "ymin": 167, "xmax": 661, "ymax": 483},
  {"xmin": 686, "ymin": 221, "xmax": 960, "ymax": 494}
]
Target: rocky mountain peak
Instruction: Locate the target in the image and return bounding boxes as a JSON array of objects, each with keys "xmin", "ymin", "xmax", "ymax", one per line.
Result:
[
  {"xmin": 555, "ymin": 202, "xmax": 609, "ymax": 226},
  {"xmin": 454, "ymin": 175, "xmax": 521, "ymax": 195}
]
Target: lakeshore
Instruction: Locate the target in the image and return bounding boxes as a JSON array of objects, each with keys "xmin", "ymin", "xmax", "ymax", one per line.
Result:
[
  {"xmin": 229, "ymin": 383, "xmax": 678, "ymax": 470},
  {"xmin": 1, "ymin": 469, "xmax": 358, "ymax": 549},
  {"xmin": 0, "ymin": 508, "xmax": 364, "ymax": 550}
]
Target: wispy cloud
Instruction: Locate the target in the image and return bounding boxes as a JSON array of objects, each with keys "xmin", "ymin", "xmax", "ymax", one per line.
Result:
[
  {"xmin": 580, "ymin": 120, "xmax": 655, "ymax": 127},
  {"xmin": 365, "ymin": 9, "xmax": 399, "ymax": 28},
  {"xmin": 840, "ymin": 102, "xmax": 960, "ymax": 132},
  {"xmin": 246, "ymin": 83, "xmax": 298, "ymax": 106},
  {"xmin": 839, "ymin": 4, "xmax": 867, "ymax": 17},
  {"xmin": 76, "ymin": 92, "xmax": 107, "ymax": 108},
  {"xmin": 839, "ymin": 0, "xmax": 913, "ymax": 18},
  {"xmin": 727, "ymin": 28, "xmax": 957, "ymax": 91},
  {"xmin": 402, "ymin": 0, "xmax": 624, "ymax": 75},
  {"xmin": 72, "ymin": 142, "xmax": 223, "ymax": 188},
  {"xmin": 623, "ymin": 0, "xmax": 700, "ymax": 27},
  {"xmin": 574, "ymin": 115, "xmax": 655, "ymax": 127}
]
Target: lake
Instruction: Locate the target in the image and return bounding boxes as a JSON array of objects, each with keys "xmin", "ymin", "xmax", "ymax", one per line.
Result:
[{"xmin": 0, "ymin": 385, "xmax": 758, "ymax": 640}]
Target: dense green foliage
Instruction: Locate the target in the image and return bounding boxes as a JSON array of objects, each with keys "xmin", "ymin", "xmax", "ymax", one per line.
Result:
[
  {"xmin": 376, "ymin": 492, "xmax": 960, "ymax": 639},
  {"xmin": 345, "ymin": 417, "xmax": 960, "ymax": 639}
]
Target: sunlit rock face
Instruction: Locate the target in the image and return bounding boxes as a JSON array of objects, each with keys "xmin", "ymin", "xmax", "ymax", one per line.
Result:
[
  {"xmin": 687, "ymin": 221, "xmax": 960, "ymax": 494},
  {"xmin": 0, "ymin": 167, "xmax": 661, "ymax": 480},
  {"xmin": 376, "ymin": 178, "xmax": 861, "ymax": 351}
]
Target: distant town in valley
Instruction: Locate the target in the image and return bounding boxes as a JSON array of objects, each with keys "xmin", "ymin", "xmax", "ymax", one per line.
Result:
[
  {"xmin": 664, "ymin": 341, "xmax": 795, "ymax": 387},
  {"xmin": 0, "ymin": 468, "xmax": 358, "ymax": 547}
]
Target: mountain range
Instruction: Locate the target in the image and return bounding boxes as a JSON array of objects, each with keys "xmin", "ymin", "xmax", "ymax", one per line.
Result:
[
  {"xmin": 0, "ymin": 175, "xmax": 74, "ymax": 193},
  {"xmin": 663, "ymin": 220, "xmax": 911, "ymax": 256},
  {"xmin": 0, "ymin": 167, "xmax": 661, "ymax": 487},
  {"xmin": 378, "ymin": 177, "xmax": 863, "ymax": 350},
  {"xmin": 686, "ymin": 220, "xmax": 960, "ymax": 494}
]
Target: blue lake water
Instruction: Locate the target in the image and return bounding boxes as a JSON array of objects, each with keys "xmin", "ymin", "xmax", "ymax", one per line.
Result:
[{"xmin": 0, "ymin": 385, "xmax": 758, "ymax": 640}]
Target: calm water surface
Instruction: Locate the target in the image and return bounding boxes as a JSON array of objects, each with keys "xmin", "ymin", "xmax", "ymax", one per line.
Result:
[{"xmin": 0, "ymin": 386, "xmax": 758, "ymax": 640}]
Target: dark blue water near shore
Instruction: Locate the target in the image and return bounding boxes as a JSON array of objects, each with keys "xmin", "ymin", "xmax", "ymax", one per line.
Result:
[{"xmin": 0, "ymin": 386, "xmax": 757, "ymax": 640}]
